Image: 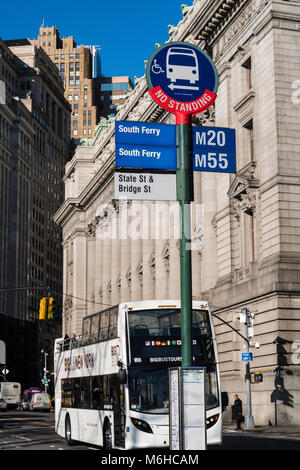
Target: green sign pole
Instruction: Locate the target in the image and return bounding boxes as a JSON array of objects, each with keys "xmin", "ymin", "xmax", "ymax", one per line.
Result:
[{"xmin": 176, "ymin": 117, "xmax": 194, "ymax": 367}]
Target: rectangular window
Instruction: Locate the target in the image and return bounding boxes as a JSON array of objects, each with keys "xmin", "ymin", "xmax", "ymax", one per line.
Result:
[
  {"xmin": 242, "ymin": 57, "xmax": 252, "ymax": 90},
  {"xmin": 100, "ymin": 82, "xmax": 129, "ymax": 91},
  {"xmin": 244, "ymin": 119, "xmax": 254, "ymax": 161}
]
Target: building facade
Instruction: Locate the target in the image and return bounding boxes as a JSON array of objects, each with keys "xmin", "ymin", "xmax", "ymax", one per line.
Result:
[
  {"xmin": 0, "ymin": 38, "xmax": 70, "ymax": 321},
  {"xmin": 55, "ymin": 0, "xmax": 300, "ymax": 425}
]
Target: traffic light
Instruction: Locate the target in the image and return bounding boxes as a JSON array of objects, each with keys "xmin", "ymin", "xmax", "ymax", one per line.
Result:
[
  {"xmin": 47, "ymin": 297, "xmax": 56, "ymax": 319},
  {"xmin": 39, "ymin": 297, "xmax": 47, "ymax": 320}
]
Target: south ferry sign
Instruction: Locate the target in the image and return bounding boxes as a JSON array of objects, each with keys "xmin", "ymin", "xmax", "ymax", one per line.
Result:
[{"xmin": 146, "ymin": 41, "xmax": 218, "ymax": 123}]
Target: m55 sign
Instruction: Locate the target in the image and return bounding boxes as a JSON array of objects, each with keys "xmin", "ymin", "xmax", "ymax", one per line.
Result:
[{"xmin": 192, "ymin": 126, "xmax": 236, "ymax": 173}]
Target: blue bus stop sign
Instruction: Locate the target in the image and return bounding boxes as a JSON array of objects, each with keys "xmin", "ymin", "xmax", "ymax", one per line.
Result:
[{"xmin": 146, "ymin": 41, "xmax": 218, "ymax": 124}]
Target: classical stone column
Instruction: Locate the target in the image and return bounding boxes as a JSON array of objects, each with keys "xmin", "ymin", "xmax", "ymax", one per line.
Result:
[
  {"xmin": 142, "ymin": 202, "xmax": 155, "ymax": 300},
  {"xmin": 72, "ymin": 230, "xmax": 87, "ymax": 334},
  {"xmin": 154, "ymin": 202, "xmax": 169, "ymax": 300},
  {"xmin": 201, "ymin": 172, "xmax": 217, "ymax": 293},
  {"xmin": 86, "ymin": 233, "xmax": 96, "ymax": 315},
  {"xmin": 168, "ymin": 201, "xmax": 180, "ymax": 300},
  {"xmin": 101, "ymin": 216, "xmax": 112, "ymax": 307},
  {"xmin": 119, "ymin": 201, "xmax": 131, "ymax": 302},
  {"xmin": 191, "ymin": 171, "xmax": 203, "ymax": 300},
  {"xmin": 94, "ymin": 219, "xmax": 103, "ymax": 310},
  {"xmin": 130, "ymin": 201, "xmax": 143, "ymax": 301},
  {"xmin": 111, "ymin": 208, "xmax": 121, "ymax": 305}
]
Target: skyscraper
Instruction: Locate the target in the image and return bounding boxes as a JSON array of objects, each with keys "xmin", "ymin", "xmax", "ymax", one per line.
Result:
[
  {"xmin": 31, "ymin": 26, "xmax": 133, "ymax": 144},
  {"xmin": 0, "ymin": 38, "xmax": 70, "ymax": 321}
]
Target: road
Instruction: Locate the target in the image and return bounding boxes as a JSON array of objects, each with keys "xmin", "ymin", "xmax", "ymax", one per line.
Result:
[
  {"xmin": 0, "ymin": 410, "xmax": 91, "ymax": 450},
  {"xmin": 0, "ymin": 411, "xmax": 299, "ymax": 451}
]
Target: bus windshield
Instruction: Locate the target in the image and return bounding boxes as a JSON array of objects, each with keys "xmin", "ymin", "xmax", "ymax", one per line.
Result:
[{"xmin": 129, "ymin": 366, "xmax": 219, "ymax": 414}]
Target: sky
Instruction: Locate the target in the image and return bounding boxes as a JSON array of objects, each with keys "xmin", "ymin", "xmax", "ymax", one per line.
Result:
[{"xmin": 1, "ymin": 0, "xmax": 192, "ymax": 81}]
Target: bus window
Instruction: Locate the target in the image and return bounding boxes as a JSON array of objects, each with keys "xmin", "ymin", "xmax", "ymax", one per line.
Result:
[
  {"xmin": 82, "ymin": 317, "xmax": 91, "ymax": 344},
  {"xmin": 90, "ymin": 315, "xmax": 100, "ymax": 343},
  {"xmin": 99, "ymin": 310, "xmax": 109, "ymax": 341},
  {"xmin": 108, "ymin": 306, "xmax": 118, "ymax": 339}
]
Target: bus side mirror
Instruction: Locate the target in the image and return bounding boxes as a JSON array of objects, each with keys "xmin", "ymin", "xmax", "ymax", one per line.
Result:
[
  {"xmin": 118, "ymin": 369, "xmax": 127, "ymax": 385},
  {"xmin": 221, "ymin": 392, "xmax": 228, "ymax": 412}
]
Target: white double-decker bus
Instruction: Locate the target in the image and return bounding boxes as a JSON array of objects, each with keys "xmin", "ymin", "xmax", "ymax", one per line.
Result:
[{"xmin": 54, "ymin": 300, "xmax": 226, "ymax": 449}]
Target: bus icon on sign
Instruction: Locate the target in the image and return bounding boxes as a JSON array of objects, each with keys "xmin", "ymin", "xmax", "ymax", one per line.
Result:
[{"xmin": 166, "ymin": 47, "xmax": 199, "ymax": 85}]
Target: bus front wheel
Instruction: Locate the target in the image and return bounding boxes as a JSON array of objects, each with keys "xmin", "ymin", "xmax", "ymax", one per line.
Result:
[
  {"xmin": 65, "ymin": 414, "xmax": 74, "ymax": 446},
  {"xmin": 103, "ymin": 420, "xmax": 112, "ymax": 450}
]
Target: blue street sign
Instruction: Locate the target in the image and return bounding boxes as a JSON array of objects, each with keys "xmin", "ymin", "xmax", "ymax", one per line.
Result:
[
  {"xmin": 115, "ymin": 120, "xmax": 176, "ymax": 146},
  {"xmin": 192, "ymin": 126, "xmax": 236, "ymax": 150},
  {"xmin": 146, "ymin": 42, "xmax": 218, "ymax": 113},
  {"xmin": 192, "ymin": 126, "xmax": 236, "ymax": 173},
  {"xmin": 116, "ymin": 143, "xmax": 177, "ymax": 170},
  {"xmin": 242, "ymin": 353, "xmax": 253, "ymax": 361}
]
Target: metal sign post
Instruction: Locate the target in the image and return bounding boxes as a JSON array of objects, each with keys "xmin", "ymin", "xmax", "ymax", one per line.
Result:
[{"xmin": 146, "ymin": 41, "xmax": 219, "ymax": 367}]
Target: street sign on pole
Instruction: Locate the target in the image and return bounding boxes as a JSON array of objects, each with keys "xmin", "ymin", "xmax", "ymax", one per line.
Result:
[
  {"xmin": 192, "ymin": 126, "xmax": 236, "ymax": 173},
  {"xmin": 116, "ymin": 143, "xmax": 177, "ymax": 170},
  {"xmin": 146, "ymin": 41, "xmax": 219, "ymax": 369},
  {"xmin": 242, "ymin": 352, "xmax": 253, "ymax": 362},
  {"xmin": 115, "ymin": 120, "xmax": 176, "ymax": 146},
  {"xmin": 115, "ymin": 171, "xmax": 177, "ymax": 201}
]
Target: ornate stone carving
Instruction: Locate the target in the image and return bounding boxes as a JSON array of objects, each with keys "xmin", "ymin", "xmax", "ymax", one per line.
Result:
[
  {"xmin": 149, "ymin": 252, "xmax": 156, "ymax": 281},
  {"xmin": 126, "ymin": 269, "xmax": 131, "ymax": 288},
  {"xmin": 228, "ymin": 162, "xmax": 259, "ymax": 217},
  {"xmin": 136, "ymin": 260, "xmax": 143, "ymax": 284},
  {"xmin": 64, "ymin": 295, "xmax": 73, "ymax": 312},
  {"xmin": 161, "ymin": 241, "xmax": 170, "ymax": 274}
]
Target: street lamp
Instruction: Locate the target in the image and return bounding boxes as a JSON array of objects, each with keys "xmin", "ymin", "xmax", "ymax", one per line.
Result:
[{"xmin": 41, "ymin": 349, "xmax": 49, "ymax": 394}]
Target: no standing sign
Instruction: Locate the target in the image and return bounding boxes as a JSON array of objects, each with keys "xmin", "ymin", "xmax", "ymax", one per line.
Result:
[{"xmin": 146, "ymin": 41, "xmax": 218, "ymax": 123}]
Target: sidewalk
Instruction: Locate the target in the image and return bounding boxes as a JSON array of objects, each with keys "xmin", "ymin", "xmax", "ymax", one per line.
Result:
[{"xmin": 223, "ymin": 422, "xmax": 300, "ymax": 438}]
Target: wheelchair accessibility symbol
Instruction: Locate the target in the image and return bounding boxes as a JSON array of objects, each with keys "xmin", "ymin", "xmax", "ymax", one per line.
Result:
[{"xmin": 151, "ymin": 59, "xmax": 165, "ymax": 74}]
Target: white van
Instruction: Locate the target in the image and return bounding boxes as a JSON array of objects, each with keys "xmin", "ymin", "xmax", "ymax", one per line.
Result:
[
  {"xmin": 30, "ymin": 392, "xmax": 50, "ymax": 412},
  {"xmin": 166, "ymin": 46, "xmax": 199, "ymax": 84}
]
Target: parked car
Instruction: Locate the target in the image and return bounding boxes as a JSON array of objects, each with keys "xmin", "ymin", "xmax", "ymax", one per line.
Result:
[
  {"xmin": 29, "ymin": 392, "xmax": 50, "ymax": 412},
  {"xmin": 21, "ymin": 399, "xmax": 31, "ymax": 411},
  {"xmin": 0, "ymin": 398, "xmax": 7, "ymax": 411}
]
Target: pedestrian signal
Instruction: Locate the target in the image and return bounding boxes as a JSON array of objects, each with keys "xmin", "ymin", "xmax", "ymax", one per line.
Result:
[
  {"xmin": 254, "ymin": 372, "xmax": 263, "ymax": 383},
  {"xmin": 47, "ymin": 297, "xmax": 56, "ymax": 319},
  {"xmin": 39, "ymin": 297, "xmax": 47, "ymax": 320}
]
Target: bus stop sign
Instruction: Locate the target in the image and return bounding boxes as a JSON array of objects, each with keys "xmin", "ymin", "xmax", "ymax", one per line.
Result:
[{"xmin": 146, "ymin": 41, "xmax": 218, "ymax": 123}]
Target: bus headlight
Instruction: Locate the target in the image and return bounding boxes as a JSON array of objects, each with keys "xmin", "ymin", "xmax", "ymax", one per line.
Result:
[
  {"xmin": 206, "ymin": 414, "xmax": 219, "ymax": 429},
  {"xmin": 131, "ymin": 418, "xmax": 153, "ymax": 434}
]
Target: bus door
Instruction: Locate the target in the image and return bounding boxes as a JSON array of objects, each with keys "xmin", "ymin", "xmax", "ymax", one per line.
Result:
[{"xmin": 112, "ymin": 375, "xmax": 125, "ymax": 448}]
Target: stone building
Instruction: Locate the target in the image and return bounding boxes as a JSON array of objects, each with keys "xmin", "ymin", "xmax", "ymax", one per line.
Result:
[
  {"xmin": 0, "ymin": 38, "xmax": 70, "ymax": 321},
  {"xmin": 54, "ymin": 0, "xmax": 300, "ymax": 425},
  {"xmin": 31, "ymin": 26, "xmax": 133, "ymax": 145},
  {"xmin": 0, "ymin": 38, "xmax": 70, "ymax": 385}
]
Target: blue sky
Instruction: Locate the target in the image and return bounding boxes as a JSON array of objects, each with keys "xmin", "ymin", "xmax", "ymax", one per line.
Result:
[{"xmin": 1, "ymin": 0, "xmax": 191, "ymax": 81}]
